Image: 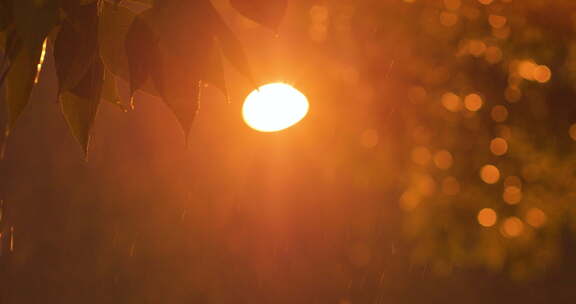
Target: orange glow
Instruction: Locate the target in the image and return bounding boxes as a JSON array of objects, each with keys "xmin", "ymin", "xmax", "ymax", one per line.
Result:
[
  {"xmin": 468, "ymin": 40, "xmax": 487, "ymax": 57},
  {"xmin": 525, "ymin": 208, "xmax": 547, "ymax": 228},
  {"xmin": 400, "ymin": 190, "xmax": 421, "ymax": 211},
  {"xmin": 569, "ymin": 123, "xmax": 576, "ymax": 140},
  {"xmin": 464, "ymin": 93, "xmax": 483, "ymax": 111},
  {"xmin": 485, "ymin": 46, "xmax": 503, "ymax": 64},
  {"xmin": 242, "ymin": 83, "xmax": 309, "ymax": 132},
  {"xmin": 533, "ymin": 65, "xmax": 551, "ymax": 83},
  {"xmin": 433, "ymin": 150, "xmax": 453, "ymax": 170},
  {"xmin": 518, "ymin": 60, "xmax": 537, "ymax": 80},
  {"xmin": 501, "ymin": 217, "xmax": 524, "ymax": 238},
  {"xmin": 411, "ymin": 146, "xmax": 432, "ymax": 166},
  {"xmin": 478, "ymin": 208, "xmax": 497, "ymax": 227},
  {"xmin": 491, "ymin": 105, "xmax": 508, "ymax": 122},
  {"xmin": 440, "ymin": 11, "xmax": 459, "ymax": 27},
  {"xmin": 488, "ymin": 15, "xmax": 507, "ymax": 29},
  {"xmin": 490, "ymin": 137, "xmax": 508, "ymax": 156},
  {"xmin": 441, "ymin": 92, "xmax": 462, "ymax": 112},
  {"xmin": 480, "ymin": 164, "xmax": 500, "ymax": 184},
  {"xmin": 502, "ymin": 186, "xmax": 522, "ymax": 205}
]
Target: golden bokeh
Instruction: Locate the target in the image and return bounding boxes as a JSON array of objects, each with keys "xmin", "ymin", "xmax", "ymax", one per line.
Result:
[
  {"xmin": 444, "ymin": 0, "xmax": 461, "ymax": 10},
  {"xmin": 408, "ymin": 86, "xmax": 427, "ymax": 103},
  {"xmin": 414, "ymin": 174, "xmax": 437, "ymax": 196},
  {"xmin": 518, "ymin": 60, "xmax": 537, "ymax": 80},
  {"xmin": 485, "ymin": 46, "xmax": 503, "ymax": 64},
  {"xmin": 501, "ymin": 217, "xmax": 524, "ymax": 238},
  {"xmin": 491, "ymin": 105, "xmax": 509, "ymax": 122},
  {"xmin": 490, "ymin": 137, "xmax": 508, "ymax": 156},
  {"xmin": 569, "ymin": 123, "xmax": 576, "ymax": 141},
  {"xmin": 533, "ymin": 65, "xmax": 551, "ymax": 83},
  {"xmin": 468, "ymin": 40, "xmax": 487, "ymax": 57},
  {"xmin": 440, "ymin": 11, "xmax": 459, "ymax": 27},
  {"xmin": 478, "ymin": 208, "xmax": 497, "ymax": 227},
  {"xmin": 480, "ymin": 164, "xmax": 500, "ymax": 184},
  {"xmin": 502, "ymin": 186, "xmax": 522, "ymax": 205},
  {"xmin": 441, "ymin": 92, "xmax": 462, "ymax": 112},
  {"xmin": 411, "ymin": 146, "xmax": 432, "ymax": 166},
  {"xmin": 525, "ymin": 208, "xmax": 547, "ymax": 228},
  {"xmin": 464, "ymin": 93, "xmax": 483, "ymax": 111},
  {"xmin": 488, "ymin": 15, "xmax": 507, "ymax": 29},
  {"xmin": 308, "ymin": 5, "xmax": 329, "ymax": 43},
  {"xmin": 433, "ymin": 150, "xmax": 453, "ymax": 170},
  {"xmin": 400, "ymin": 190, "xmax": 421, "ymax": 211}
]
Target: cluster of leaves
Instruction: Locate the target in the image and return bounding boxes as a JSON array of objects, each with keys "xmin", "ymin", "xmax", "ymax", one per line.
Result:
[{"xmin": 0, "ymin": 0, "xmax": 286, "ymax": 154}]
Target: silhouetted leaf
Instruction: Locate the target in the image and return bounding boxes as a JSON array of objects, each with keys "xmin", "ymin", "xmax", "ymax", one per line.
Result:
[
  {"xmin": 3, "ymin": 36, "xmax": 41, "ymax": 130},
  {"xmin": 230, "ymin": 0, "xmax": 287, "ymax": 30},
  {"xmin": 54, "ymin": 2, "xmax": 100, "ymax": 92},
  {"xmin": 99, "ymin": 1, "xmax": 134, "ymax": 81},
  {"xmin": 208, "ymin": 1, "xmax": 256, "ymax": 86},
  {"xmin": 101, "ymin": 68, "xmax": 128, "ymax": 111},
  {"xmin": 214, "ymin": 22, "xmax": 255, "ymax": 87},
  {"xmin": 134, "ymin": 0, "xmax": 236, "ymax": 135},
  {"xmin": 12, "ymin": 0, "xmax": 59, "ymax": 44},
  {"xmin": 60, "ymin": 58, "xmax": 104, "ymax": 156},
  {"xmin": 125, "ymin": 11, "xmax": 163, "ymax": 100},
  {"xmin": 1, "ymin": 1, "xmax": 58, "ymax": 130},
  {"xmin": 204, "ymin": 39, "xmax": 228, "ymax": 100},
  {"xmin": 54, "ymin": 19, "xmax": 95, "ymax": 92}
]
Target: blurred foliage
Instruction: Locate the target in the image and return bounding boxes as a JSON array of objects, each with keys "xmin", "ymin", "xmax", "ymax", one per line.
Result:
[{"xmin": 339, "ymin": 0, "xmax": 576, "ymax": 279}]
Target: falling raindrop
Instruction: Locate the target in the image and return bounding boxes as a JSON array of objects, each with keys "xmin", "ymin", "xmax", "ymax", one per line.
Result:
[{"xmin": 9, "ymin": 226, "xmax": 14, "ymax": 252}]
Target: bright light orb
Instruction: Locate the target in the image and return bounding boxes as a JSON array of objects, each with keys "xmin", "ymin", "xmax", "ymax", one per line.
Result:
[{"xmin": 242, "ymin": 83, "xmax": 309, "ymax": 132}]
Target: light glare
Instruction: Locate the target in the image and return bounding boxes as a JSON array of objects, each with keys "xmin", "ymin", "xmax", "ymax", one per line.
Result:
[{"xmin": 242, "ymin": 83, "xmax": 309, "ymax": 132}]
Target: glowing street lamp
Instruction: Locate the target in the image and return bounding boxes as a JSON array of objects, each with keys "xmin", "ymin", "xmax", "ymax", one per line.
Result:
[{"xmin": 242, "ymin": 83, "xmax": 309, "ymax": 132}]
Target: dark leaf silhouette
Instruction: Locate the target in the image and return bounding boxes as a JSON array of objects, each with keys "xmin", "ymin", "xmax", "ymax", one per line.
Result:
[
  {"xmin": 2, "ymin": 0, "xmax": 58, "ymax": 130},
  {"xmin": 3, "ymin": 36, "xmax": 41, "ymax": 130},
  {"xmin": 12, "ymin": 0, "xmax": 59, "ymax": 44},
  {"xmin": 55, "ymin": 2, "xmax": 103, "ymax": 155},
  {"xmin": 60, "ymin": 57, "xmax": 104, "ymax": 156},
  {"xmin": 212, "ymin": 13, "xmax": 256, "ymax": 87},
  {"xmin": 230, "ymin": 0, "xmax": 287, "ymax": 30},
  {"xmin": 54, "ymin": 19, "xmax": 96, "ymax": 92},
  {"xmin": 101, "ymin": 68, "xmax": 126, "ymax": 110},
  {"xmin": 204, "ymin": 39, "xmax": 228, "ymax": 100},
  {"xmin": 125, "ymin": 11, "xmax": 164, "ymax": 102},
  {"xmin": 99, "ymin": 1, "xmax": 134, "ymax": 81}
]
